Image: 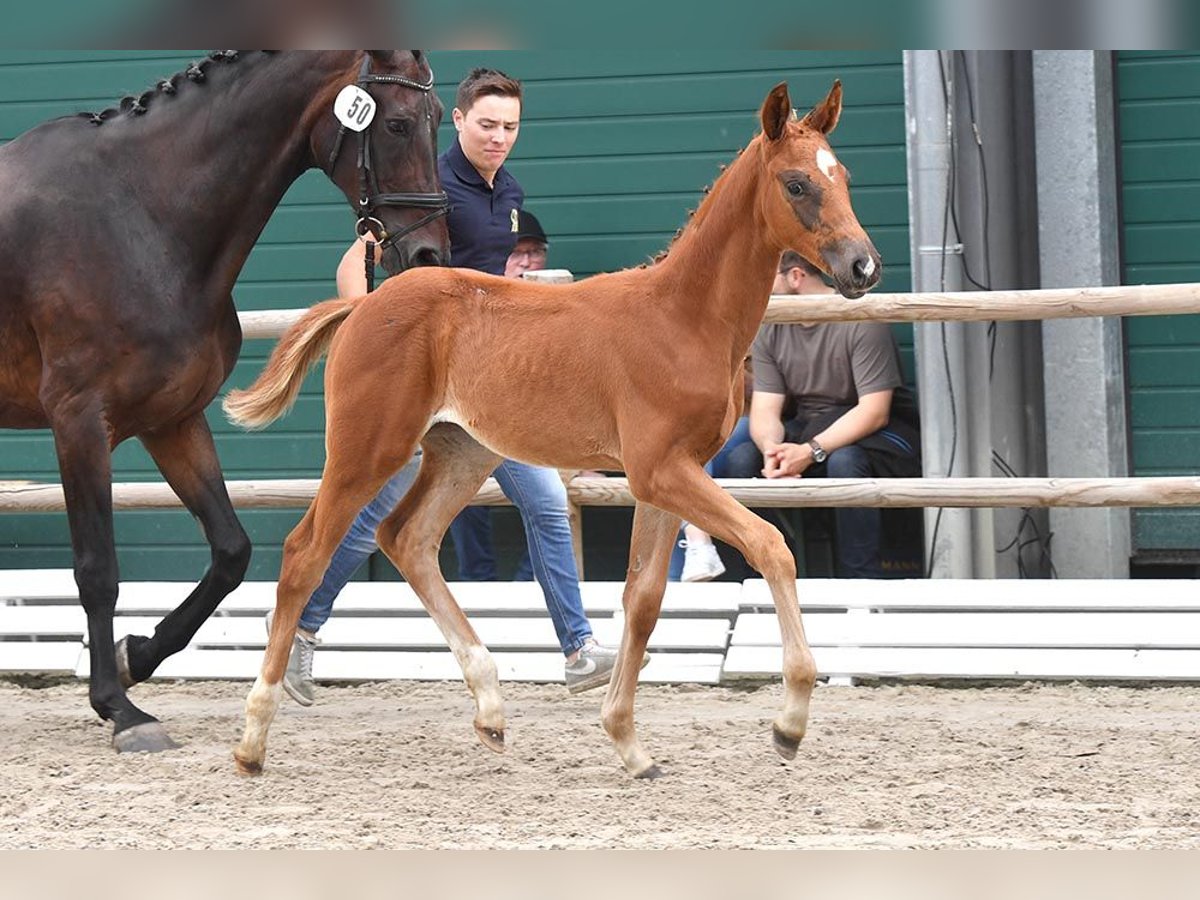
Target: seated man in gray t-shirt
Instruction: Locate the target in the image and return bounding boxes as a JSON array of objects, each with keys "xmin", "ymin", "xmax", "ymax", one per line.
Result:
[{"xmin": 724, "ymin": 250, "xmax": 922, "ymax": 579}]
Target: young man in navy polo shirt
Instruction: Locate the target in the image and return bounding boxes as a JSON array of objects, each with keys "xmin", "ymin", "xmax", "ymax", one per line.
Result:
[{"xmin": 271, "ymin": 68, "xmax": 627, "ymax": 705}]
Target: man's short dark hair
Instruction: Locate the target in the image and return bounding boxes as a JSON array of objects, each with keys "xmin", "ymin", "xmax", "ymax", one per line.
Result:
[
  {"xmin": 778, "ymin": 250, "xmax": 822, "ymax": 277},
  {"xmin": 455, "ymin": 68, "xmax": 523, "ymax": 113}
]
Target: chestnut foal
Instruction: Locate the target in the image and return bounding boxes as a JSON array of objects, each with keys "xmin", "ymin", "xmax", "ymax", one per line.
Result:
[{"xmin": 226, "ymin": 81, "xmax": 880, "ymax": 778}]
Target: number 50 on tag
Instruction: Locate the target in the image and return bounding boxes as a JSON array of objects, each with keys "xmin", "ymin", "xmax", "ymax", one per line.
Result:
[{"xmin": 334, "ymin": 85, "xmax": 376, "ymax": 132}]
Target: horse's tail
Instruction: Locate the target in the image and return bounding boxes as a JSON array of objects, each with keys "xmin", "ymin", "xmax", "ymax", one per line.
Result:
[{"xmin": 223, "ymin": 297, "xmax": 358, "ymax": 429}]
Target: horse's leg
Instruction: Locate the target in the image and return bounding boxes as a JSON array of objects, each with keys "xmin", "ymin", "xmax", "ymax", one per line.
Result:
[
  {"xmin": 118, "ymin": 413, "xmax": 251, "ymax": 684},
  {"xmin": 375, "ymin": 424, "xmax": 507, "ymax": 752},
  {"xmin": 601, "ymin": 501, "xmax": 680, "ymax": 778},
  {"xmin": 232, "ymin": 450, "xmax": 408, "ymax": 775},
  {"xmin": 50, "ymin": 412, "xmax": 177, "ymax": 752},
  {"xmin": 631, "ymin": 461, "xmax": 816, "ymax": 760}
]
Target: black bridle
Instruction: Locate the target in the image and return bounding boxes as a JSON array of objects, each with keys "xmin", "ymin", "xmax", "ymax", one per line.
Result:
[{"xmin": 326, "ymin": 54, "xmax": 450, "ymax": 288}]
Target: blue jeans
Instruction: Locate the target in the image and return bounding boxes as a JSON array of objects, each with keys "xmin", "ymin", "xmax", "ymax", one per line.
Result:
[
  {"xmin": 668, "ymin": 416, "xmax": 753, "ymax": 581},
  {"xmin": 297, "ymin": 454, "xmax": 591, "ymax": 655},
  {"xmin": 449, "ymin": 507, "xmax": 534, "ymax": 581},
  {"xmin": 724, "ymin": 438, "xmax": 897, "ymax": 579}
]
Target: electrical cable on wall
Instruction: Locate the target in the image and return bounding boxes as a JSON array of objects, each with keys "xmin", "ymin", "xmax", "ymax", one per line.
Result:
[{"xmin": 928, "ymin": 51, "xmax": 1056, "ymax": 578}]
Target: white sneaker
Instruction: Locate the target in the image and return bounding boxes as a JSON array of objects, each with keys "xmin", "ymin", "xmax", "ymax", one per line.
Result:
[{"xmin": 681, "ymin": 540, "xmax": 725, "ymax": 583}]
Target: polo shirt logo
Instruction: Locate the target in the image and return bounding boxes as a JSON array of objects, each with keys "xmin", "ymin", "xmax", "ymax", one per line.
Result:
[{"xmin": 510, "ymin": 208, "xmax": 519, "ymax": 233}]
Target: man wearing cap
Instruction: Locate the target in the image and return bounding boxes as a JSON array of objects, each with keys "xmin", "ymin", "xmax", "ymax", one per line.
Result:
[{"xmin": 504, "ymin": 209, "xmax": 549, "ymax": 279}]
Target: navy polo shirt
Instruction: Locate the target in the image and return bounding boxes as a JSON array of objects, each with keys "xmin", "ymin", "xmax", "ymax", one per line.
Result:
[{"xmin": 438, "ymin": 138, "xmax": 524, "ymax": 276}]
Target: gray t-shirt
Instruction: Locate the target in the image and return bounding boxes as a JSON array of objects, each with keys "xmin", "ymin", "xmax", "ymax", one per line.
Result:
[{"xmin": 751, "ymin": 321, "xmax": 904, "ymax": 420}]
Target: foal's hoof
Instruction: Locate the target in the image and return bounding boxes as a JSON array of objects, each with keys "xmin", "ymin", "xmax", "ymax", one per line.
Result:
[
  {"xmin": 474, "ymin": 724, "xmax": 506, "ymax": 754},
  {"xmin": 634, "ymin": 763, "xmax": 664, "ymax": 781},
  {"xmin": 772, "ymin": 725, "xmax": 801, "ymax": 761},
  {"xmin": 112, "ymin": 721, "xmax": 180, "ymax": 754},
  {"xmin": 233, "ymin": 751, "xmax": 263, "ymax": 777}
]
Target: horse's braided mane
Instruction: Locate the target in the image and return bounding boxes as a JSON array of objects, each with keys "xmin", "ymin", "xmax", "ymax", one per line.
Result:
[{"xmin": 78, "ymin": 50, "xmax": 279, "ymax": 126}]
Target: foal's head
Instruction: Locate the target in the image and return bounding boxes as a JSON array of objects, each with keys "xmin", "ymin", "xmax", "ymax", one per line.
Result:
[
  {"xmin": 756, "ymin": 81, "xmax": 881, "ymax": 299},
  {"xmin": 315, "ymin": 50, "xmax": 450, "ymax": 273}
]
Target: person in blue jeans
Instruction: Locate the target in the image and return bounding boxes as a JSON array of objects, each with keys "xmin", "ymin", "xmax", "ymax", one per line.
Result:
[
  {"xmin": 271, "ymin": 68, "xmax": 631, "ymax": 705},
  {"xmin": 667, "ymin": 414, "xmax": 753, "ymax": 582},
  {"xmin": 447, "ymin": 209, "xmax": 551, "ymax": 582}
]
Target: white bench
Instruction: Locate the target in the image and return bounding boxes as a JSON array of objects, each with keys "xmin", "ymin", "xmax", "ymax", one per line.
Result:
[
  {"xmin": 724, "ymin": 579, "xmax": 1200, "ymax": 682},
  {"xmin": 1, "ymin": 574, "xmax": 733, "ymax": 684}
]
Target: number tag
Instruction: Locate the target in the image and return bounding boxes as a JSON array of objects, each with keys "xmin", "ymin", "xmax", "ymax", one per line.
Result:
[{"xmin": 334, "ymin": 85, "xmax": 376, "ymax": 132}]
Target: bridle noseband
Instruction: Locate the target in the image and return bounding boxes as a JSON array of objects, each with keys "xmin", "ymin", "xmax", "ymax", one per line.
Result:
[{"xmin": 325, "ymin": 54, "xmax": 450, "ymax": 270}]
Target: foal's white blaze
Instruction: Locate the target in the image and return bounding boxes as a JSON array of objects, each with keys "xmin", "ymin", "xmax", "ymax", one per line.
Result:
[
  {"xmin": 816, "ymin": 148, "xmax": 838, "ymax": 182},
  {"xmin": 861, "ymin": 255, "xmax": 876, "ymax": 278}
]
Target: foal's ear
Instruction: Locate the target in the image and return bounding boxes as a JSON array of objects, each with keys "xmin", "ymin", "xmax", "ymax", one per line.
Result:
[
  {"xmin": 801, "ymin": 80, "xmax": 843, "ymax": 135},
  {"xmin": 760, "ymin": 82, "xmax": 792, "ymax": 142}
]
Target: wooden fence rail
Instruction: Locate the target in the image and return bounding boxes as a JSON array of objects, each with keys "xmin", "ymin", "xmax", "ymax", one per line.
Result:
[
  {"xmin": 4, "ymin": 282, "xmax": 1197, "ymax": 518},
  {"xmin": 4, "ymin": 476, "xmax": 1200, "ymax": 513},
  {"xmin": 239, "ymin": 282, "xmax": 1200, "ymax": 339}
]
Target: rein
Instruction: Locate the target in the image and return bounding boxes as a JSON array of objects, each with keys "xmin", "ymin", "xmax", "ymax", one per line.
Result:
[{"xmin": 326, "ymin": 54, "xmax": 450, "ymax": 291}]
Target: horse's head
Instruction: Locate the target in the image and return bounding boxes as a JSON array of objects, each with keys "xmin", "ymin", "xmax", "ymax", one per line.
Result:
[
  {"xmin": 756, "ymin": 81, "xmax": 881, "ymax": 299},
  {"xmin": 315, "ymin": 50, "xmax": 451, "ymax": 274}
]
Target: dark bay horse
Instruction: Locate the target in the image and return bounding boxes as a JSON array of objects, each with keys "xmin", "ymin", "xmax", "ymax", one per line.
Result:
[
  {"xmin": 0, "ymin": 50, "xmax": 450, "ymax": 753},
  {"xmin": 227, "ymin": 81, "xmax": 880, "ymax": 777}
]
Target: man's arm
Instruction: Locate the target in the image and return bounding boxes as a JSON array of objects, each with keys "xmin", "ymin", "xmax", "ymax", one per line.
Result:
[
  {"xmin": 763, "ymin": 388, "xmax": 893, "ymax": 478},
  {"xmin": 336, "ymin": 239, "xmax": 369, "ymax": 298},
  {"xmin": 748, "ymin": 390, "xmax": 787, "ymax": 451}
]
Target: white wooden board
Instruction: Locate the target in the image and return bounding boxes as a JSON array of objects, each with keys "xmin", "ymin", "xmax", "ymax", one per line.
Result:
[
  {"xmin": 0, "ymin": 569, "xmax": 79, "ymax": 602},
  {"xmin": 0, "ymin": 606, "xmax": 86, "ymax": 637},
  {"xmin": 731, "ymin": 612, "xmax": 1200, "ymax": 649},
  {"xmin": 0, "ymin": 641, "xmax": 84, "ymax": 674},
  {"xmin": 722, "ymin": 646, "xmax": 1200, "ymax": 681},
  {"xmin": 109, "ymin": 580, "xmax": 739, "ymax": 618},
  {"xmin": 78, "ymin": 649, "xmax": 725, "ymax": 684},
  {"xmin": 741, "ymin": 579, "xmax": 1200, "ymax": 611},
  {"xmin": 105, "ymin": 614, "xmax": 730, "ymax": 652}
]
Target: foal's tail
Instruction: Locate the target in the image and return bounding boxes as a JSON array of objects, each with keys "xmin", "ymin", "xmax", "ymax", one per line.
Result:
[{"xmin": 224, "ymin": 297, "xmax": 357, "ymax": 429}]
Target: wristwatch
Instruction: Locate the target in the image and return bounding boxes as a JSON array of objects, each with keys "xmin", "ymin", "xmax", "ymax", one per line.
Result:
[{"xmin": 807, "ymin": 438, "xmax": 828, "ymax": 463}]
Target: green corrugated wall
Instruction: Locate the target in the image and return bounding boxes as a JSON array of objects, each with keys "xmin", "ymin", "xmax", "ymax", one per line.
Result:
[
  {"xmin": 1118, "ymin": 51, "xmax": 1200, "ymax": 559},
  {"xmin": 0, "ymin": 50, "xmax": 909, "ymax": 579}
]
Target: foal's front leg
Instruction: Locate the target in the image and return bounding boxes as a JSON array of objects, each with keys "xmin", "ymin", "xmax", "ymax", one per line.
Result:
[
  {"xmin": 234, "ymin": 471, "xmax": 393, "ymax": 775},
  {"xmin": 632, "ymin": 461, "xmax": 817, "ymax": 760},
  {"xmin": 601, "ymin": 501, "xmax": 679, "ymax": 778}
]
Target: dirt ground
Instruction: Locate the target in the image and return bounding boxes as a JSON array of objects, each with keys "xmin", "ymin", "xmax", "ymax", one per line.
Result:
[{"xmin": 0, "ymin": 678, "xmax": 1196, "ymax": 849}]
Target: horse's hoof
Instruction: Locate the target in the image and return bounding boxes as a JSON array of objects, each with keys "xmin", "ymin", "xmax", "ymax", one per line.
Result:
[
  {"xmin": 112, "ymin": 721, "xmax": 180, "ymax": 754},
  {"xmin": 634, "ymin": 763, "xmax": 664, "ymax": 780},
  {"xmin": 772, "ymin": 725, "xmax": 801, "ymax": 761},
  {"xmin": 233, "ymin": 751, "xmax": 263, "ymax": 777},
  {"xmin": 474, "ymin": 724, "xmax": 506, "ymax": 754},
  {"xmin": 115, "ymin": 636, "xmax": 136, "ymax": 689}
]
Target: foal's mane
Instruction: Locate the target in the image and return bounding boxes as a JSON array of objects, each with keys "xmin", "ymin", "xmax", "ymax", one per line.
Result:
[
  {"xmin": 77, "ymin": 50, "xmax": 279, "ymax": 127},
  {"xmin": 648, "ymin": 141, "xmax": 755, "ymax": 268}
]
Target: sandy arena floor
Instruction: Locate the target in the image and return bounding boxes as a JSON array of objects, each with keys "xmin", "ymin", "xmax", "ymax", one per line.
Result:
[{"xmin": 0, "ymin": 679, "xmax": 1196, "ymax": 849}]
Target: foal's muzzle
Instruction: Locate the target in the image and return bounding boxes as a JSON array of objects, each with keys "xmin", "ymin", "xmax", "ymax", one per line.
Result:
[{"xmin": 825, "ymin": 241, "xmax": 882, "ymax": 299}]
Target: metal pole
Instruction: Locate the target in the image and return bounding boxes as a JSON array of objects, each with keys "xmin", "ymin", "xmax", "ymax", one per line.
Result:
[{"xmin": 905, "ymin": 51, "xmax": 974, "ymax": 577}]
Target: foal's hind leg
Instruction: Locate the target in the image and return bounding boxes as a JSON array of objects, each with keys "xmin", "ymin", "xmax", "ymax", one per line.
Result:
[
  {"xmin": 375, "ymin": 424, "xmax": 507, "ymax": 752},
  {"xmin": 118, "ymin": 413, "xmax": 251, "ymax": 685},
  {"xmin": 630, "ymin": 460, "xmax": 816, "ymax": 760},
  {"xmin": 601, "ymin": 501, "xmax": 680, "ymax": 778}
]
